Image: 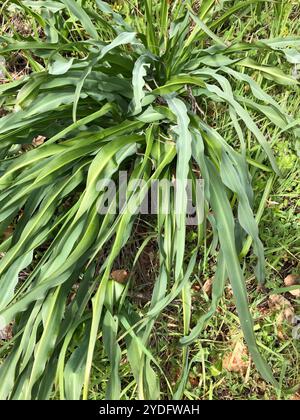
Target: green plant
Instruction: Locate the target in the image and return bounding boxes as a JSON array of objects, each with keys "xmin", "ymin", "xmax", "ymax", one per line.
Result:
[{"xmin": 0, "ymin": 0, "xmax": 299, "ymax": 400}]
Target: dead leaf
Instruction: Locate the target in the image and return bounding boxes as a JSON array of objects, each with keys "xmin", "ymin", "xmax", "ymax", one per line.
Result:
[
  {"xmin": 269, "ymin": 294, "xmax": 295, "ymax": 340},
  {"xmin": 2, "ymin": 225, "xmax": 13, "ymax": 240},
  {"xmin": 269, "ymin": 294, "xmax": 293, "ymax": 311},
  {"xmin": 0, "ymin": 324, "xmax": 13, "ymax": 341},
  {"xmin": 111, "ymin": 269, "xmax": 129, "ymax": 284},
  {"xmin": 192, "ymin": 283, "xmax": 201, "ymax": 291},
  {"xmin": 267, "ymin": 200, "xmax": 279, "ymax": 207},
  {"xmin": 68, "ymin": 283, "xmax": 80, "ymax": 304},
  {"xmin": 202, "ymin": 278, "xmax": 213, "ymax": 295},
  {"xmin": 284, "ymin": 274, "xmax": 300, "ymax": 298},
  {"xmin": 223, "ymin": 341, "xmax": 249, "ymax": 375},
  {"xmin": 32, "ymin": 135, "xmax": 46, "ymax": 147},
  {"xmin": 188, "ymin": 374, "xmax": 199, "ymax": 387},
  {"xmin": 225, "ymin": 284, "xmax": 233, "ymax": 299}
]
